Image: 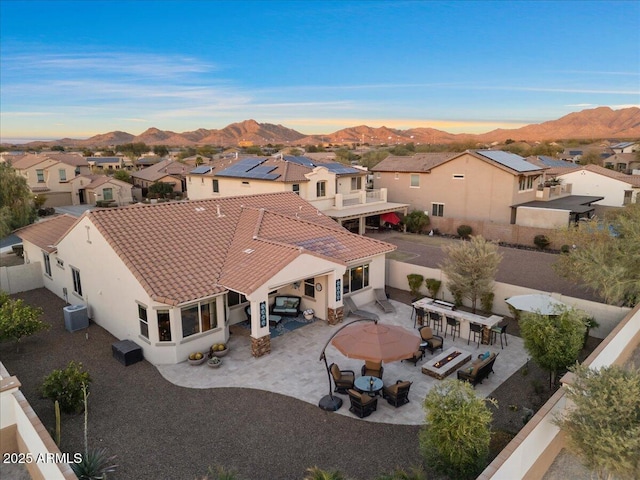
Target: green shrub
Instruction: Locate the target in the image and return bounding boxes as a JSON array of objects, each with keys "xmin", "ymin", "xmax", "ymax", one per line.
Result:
[
  {"xmin": 480, "ymin": 291, "xmax": 494, "ymax": 313},
  {"xmin": 457, "ymin": 224, "xmax": 472, "ymax": 239},
  {"xmin": 41, "ymin": 361, "xmax": 92, "ymax": 414},
  {"xmin": 407, "ymin": 274, "xmax": 424, "ymax": 298},
  {"xmin": 560, "ymin": 244, "xmax": 571, "ymax": 254},
  {"xmin": 425, "ymin": 278, "xmax": 441, "ymax": 299},
  {"xmin": 403, "ymin": 210, "xmax": 430, "ymax": 233},
  {"xmin": 533, "ymin": 234, "xmax": 550, "ymax": 250},
  {"xmin": 0, "ymin": 297, "xmax": 48, "ymax": 347}
]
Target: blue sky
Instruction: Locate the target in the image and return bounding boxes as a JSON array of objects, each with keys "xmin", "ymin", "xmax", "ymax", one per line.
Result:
[{"xmin": 1, "ymin": 0, "xmax": 639, "ymax": 142}]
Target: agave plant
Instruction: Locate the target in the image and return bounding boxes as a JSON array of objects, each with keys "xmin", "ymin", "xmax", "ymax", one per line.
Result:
[{"xmin": 71, "ymin": 448, "xmax": 118, "ymax": 480}]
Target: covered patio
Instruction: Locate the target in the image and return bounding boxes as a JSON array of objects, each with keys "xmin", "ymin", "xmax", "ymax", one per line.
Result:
[{"xmin": 157, "ymin": 298, "xmax": 528, "ymax": 425}]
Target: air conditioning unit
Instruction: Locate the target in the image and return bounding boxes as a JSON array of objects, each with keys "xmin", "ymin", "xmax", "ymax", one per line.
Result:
[{"xmin": 63, "ymin": 304, "xmax": 89, "ymax": 332}]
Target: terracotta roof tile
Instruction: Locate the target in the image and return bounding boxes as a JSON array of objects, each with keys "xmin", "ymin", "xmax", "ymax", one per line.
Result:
[
  {"xmin": 83, "ymin": 192, "xmax": 393, "ymax": 305},
  {"xmin": 557, "ymin": 164, "xmax": 640, "ymax": 187},
  {"xmin": 372, "ymin": 153, "xmax": 457, "ymax": 172},
  {"xmin": 14, "ymin": 215, "xmax": 78, "ymax": 252}
]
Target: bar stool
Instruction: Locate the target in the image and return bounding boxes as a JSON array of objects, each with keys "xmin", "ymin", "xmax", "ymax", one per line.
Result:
[
  {"xmin": 468, "ymin": 322, "xmax": 483, "ymax": 348},
  {"xmin": 413, "ymin": 307, "xmax": 425, "ymax": 329},
  {"xmin": 429, "ymin": 311, "xmax": 443, "ymax": 334},
  {"xmin": 445, "ymin": 315, "xmax": 461, "ymax": 341},
  {"xmin": 491, "ymin": 324, "xmax": 508, "ymax": 349}
]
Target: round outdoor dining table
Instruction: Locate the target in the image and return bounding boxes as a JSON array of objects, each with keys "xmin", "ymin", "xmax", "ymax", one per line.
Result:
[{"xmin": 354, "ymin": 375, "xmax": 383, "ymax": 396}]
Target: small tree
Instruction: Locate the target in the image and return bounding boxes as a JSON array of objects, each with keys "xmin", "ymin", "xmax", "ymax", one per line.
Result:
[
  {"xmin": 457, "ymin": 224, "xmax": 472, "ymax": 239},
  {"xmin": 420, "ymin": 379, "xmax": 495, "ymax": 479},
  {"xmin": 440, "ymin": 235, "xmax": 502, "ymax": 313},
  {"xmin": 403, "ymin": 210, "xmax": 430, "ymax": 234},
  {"xmin": 533, "ymin": 234, "xmax": 550, "ymax": 250},
  {"xmin": 147, "ymin": 181, "xmax": 174, "ymax": 198},
  {"xmin": 520, "ymin": 306, "xmax": 587, "ymax": 388},
  {"xmin": 554, "ymin": 364, "xmax": 640, "ymax": 480},
  {"xmin": 425, "ymin": 278, "xmax": 441, "ymax": 299},
  {"xmin": 407, "ymin": 274, "xmax": 424, "ymax": 298},
  {"xmin": 112, "ymin": 169, "xmax": 132, "ymax": 184},
  {"xmin": 41, "ymin": 361, "xmax": 92, "ymax": 414},
  {"xmin": 0, "ymin": 296, "xmax": 48, "ymax": 350}
]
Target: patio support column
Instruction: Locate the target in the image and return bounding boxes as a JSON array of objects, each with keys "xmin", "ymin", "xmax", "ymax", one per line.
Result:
[
  {"xmin": 327, "ymin": 307, "xmax": 343, "ymax": 325},
  {"xmin": 249, "ymin": 299, "xmax": 271, "ymax": 357},
  {"xmin": 358, "ymin": 216, "xmax": 365, "ymax": 235},
  {"xmin": 251, "ymin": 335, "xmax": 271, "ymax": 357}
]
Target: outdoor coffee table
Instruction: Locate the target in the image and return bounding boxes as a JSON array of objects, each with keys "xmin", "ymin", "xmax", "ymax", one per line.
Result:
[
  {"xmin": 354, "ymin": 375, "xmax": 383, "ymax": 396},
  {"xmin": 421, "ymin": 347, "xmax": 472, "ymax": 380}
]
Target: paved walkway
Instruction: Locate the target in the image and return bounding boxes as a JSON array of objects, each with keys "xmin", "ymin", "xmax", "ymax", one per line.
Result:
[{"xmin": 158, "ymin": 299, "xmax": 527, "ymax": 425}]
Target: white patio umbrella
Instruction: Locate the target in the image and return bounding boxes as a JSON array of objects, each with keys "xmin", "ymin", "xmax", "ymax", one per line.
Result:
[{"xmin": 505, "ymin": 294, "xmax": 569, "ymax": 315}]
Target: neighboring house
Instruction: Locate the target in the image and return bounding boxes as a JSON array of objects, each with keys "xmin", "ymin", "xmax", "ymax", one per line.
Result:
[
  {"xmin": 526, "ymin": 155, "xmax": 577, "ymax": 169},
  {"xmin": 9, "ymin": 153, "xmax": 90, "ymax": 207},
  {"xmin": 68, "ymin": 175, "xmax": 134, "ymax": 206},
  {"xmin": 130, "ymin": 158, "xmax": 190, "ymax": 193},
  {"xmin": 554, "ymin": 164, "xmax": 640, "ymax": 207},
  {"xmin": 136, "ymin": 156, "xmax": 164, "ymax": 168},
  {"xmin": 15, "ymin": 192, "xmax": 395, "ymax": 365},
  {"xmin": 86, "ymin": 156, "xmax": 125, "ymax": 170},
  {"xmin": 602, "ymin": 153, "xmax": 639, "ymax": 173},
  {"xmin": 186, "ymin": 155, "xmax": 408, "ymax": 234},
  {"xmin": 610, "ymin": 141, "xmax": 639, "ymax": 154},
  {"xmin": 372, "ymin": 150, "xmax": 545, "ymax": 225}
]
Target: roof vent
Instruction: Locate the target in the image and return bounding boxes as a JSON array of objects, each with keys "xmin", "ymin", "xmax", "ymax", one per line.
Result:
[
  {"xmin": 243, "ymin": 248, "xmax": 254, "ymax": 254},
  {"xmin": 195, "ymin": 207, "xmax": 205, "ymax": 212},
  {"xmin": 216, "ymin": 205, "xmax": 224, "ymax": 217}
]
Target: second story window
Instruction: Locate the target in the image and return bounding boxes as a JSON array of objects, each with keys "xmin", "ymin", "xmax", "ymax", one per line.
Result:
[
  {"xmin": 59, "ymin": 169, "xmax": 67, "ymax": 181},
  {"xmin": 410, "ymin": 174, "xmax": 420, "ymax": 188},
  {"xmin": 292, "ymin": 184, "xmax": 300, "ymax": 195},
  {"xmin": 213, "ymin": 179, "xmax": 219, "ymax": 193},
  {"xmin": 36, "ymin": 169, "xmax": 45, "ymax": 183},
  {"xmin": 316, "ymin": 181, "xmax": 327, "ymax": 198},
  {"xmin": 350, "ymin": 177, "xmax": 362, "ymax": 190}
]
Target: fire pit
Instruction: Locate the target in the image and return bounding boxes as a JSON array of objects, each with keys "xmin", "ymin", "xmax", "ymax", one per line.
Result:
[{"xmin": 422, "ymin": 347, "xmax": 472, "ymax": 380}]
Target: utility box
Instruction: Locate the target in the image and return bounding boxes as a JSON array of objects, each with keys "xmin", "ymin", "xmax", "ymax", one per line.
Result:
[
  {"xmin": 63, "ymin": 304, "xmax": 89, "ymax": 332},
  {"xmin": 112, "ymin": 340, "xmax": 143, "ymax": 366}
]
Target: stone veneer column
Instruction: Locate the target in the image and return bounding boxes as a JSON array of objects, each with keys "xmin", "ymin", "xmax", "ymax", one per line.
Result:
[
  {"xmin": 327, "ymin": 307, "xmax": 343, "ymax": 325},
  {"xmin": 251, "ymin": 334, "xmax": 271, "ymax": 357}
]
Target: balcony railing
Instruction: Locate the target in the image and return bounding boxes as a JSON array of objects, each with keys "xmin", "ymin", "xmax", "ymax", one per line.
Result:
[{"xmin": 333, "ymin": 188, "xmax": 387, "ymax": 209}]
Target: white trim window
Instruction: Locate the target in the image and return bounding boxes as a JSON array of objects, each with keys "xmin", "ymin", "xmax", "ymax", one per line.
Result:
[
  {"xmin": 43, "ymin": 251, "xmax": 52, "ymax": 277},
  {"xmin": 59, "ymin": 169, "xmax": 67, "ymax": 181},
  {"xmin": 351, "ymin": 177, "xmax": 362, "ymax": 190},
  {"xmin": 212, "ymin": 179, "xmax": 219, "ymax": 193},
  {"xmin": 342, "ymin": 264, "xmax": 370, "ymax": 295},
  {"xmin": 431, "ymin": 203, "xmax": 444, "ymax": 217},
  {"xmin": 71, "ymin": 267, "xmax": 82, "ymax": 296},
  {"xmin": 304, "ymin": 278, "xmax": 315, "ymax": 298},
  {"xmin": 181, "ymin": 299, "xmax": 218, "ymax": 338},
  {"xmin": 316, "ymin": 181, "xmax": 327, "ymax": 197},
  {"xmin": 410, "ymin": 174, "xmax": 420, "ymax": 188},
  {"xmin": 157, "ymin": 310, "xmax": 171, "ymax": 342},
  {"xmin": 138, "ymin": 304, "xmax": 149, "ymax": 339},
  {"xmin": 518, "ymin": 176, "xmax": 535, "ymax": 191}
]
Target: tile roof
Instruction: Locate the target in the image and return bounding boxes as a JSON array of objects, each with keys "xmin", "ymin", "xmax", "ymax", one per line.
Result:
[
  {"xmin": 188, "ymin": 156, "xmax": 313, "ymax": 183},
  {"xmin": 45, "ymin": 153, "xmax": 89, "ymax": 167},
  {"xmin": 557, "ymin": 164, "xmax": 640, "ymax": 187},
  {"xmin": 9, "ymin": 154, "xmax": 51, "ymax": 170},
  {"xmin": 14, "ymin": 215, "xmax": 78, "ymax": 253},
  {"xmin": 131, "ymin": 159, "xmax": 190, "ymax": 182},
  {"xmin": 81, "ymin": 192, "xmax": 394, "ymax": 305},
  {"xmin": 526, "ymin": 155, "xmax": 576, "ymax": 168},
  {"xmin": 10, "ymin": 153, "xmax": 88, "ymax": 169},
  {"xmin": 371, "ymin": 153, "xmax": 457, "ymax": 172}
]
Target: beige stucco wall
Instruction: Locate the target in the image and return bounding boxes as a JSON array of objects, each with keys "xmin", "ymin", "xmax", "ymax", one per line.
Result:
[
  {"xmin": 88, "ymin": 180, "xmax": 133, "ymax": 206},
  {"xmin": 557, "ymin": 170, "xmax": 638, "ymax": 206},
  {"xmin": 186, "ymin": 175, "xmax": 299, "ymax": 201},
  {"xmin": 516, "ymin": 207, "xmax": 570, "ymax": 228},
  {"xmin": 375, "ymin": 153, "xmax": 540, "ymax": 223}
]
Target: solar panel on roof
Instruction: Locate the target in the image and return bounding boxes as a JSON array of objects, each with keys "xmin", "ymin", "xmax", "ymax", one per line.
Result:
[
  {"xmin": 284, "ymin": 156, "xmax": 315, "ymax": 167},
  {"xmin": 476, "ymin": 150, "xmax": 540, "ymax": 172},
  {"xmin": 319, "ymin": 163, "xmax": 361, "ymax": 175},
  {"xmin": 190, "ymin": 165, "xmax": 213, "ymax": 174},
  {"xmin": 251, "ymin": 165, "xmax": 277, "ymax": 174}
]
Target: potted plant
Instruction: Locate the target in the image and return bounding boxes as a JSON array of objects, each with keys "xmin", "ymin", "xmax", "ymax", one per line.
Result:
[
  {"xmin": 210, "ymin": 343, "xmax": 229, "ymax": 357},
  {"xmin": 188, "ymin": 352, "xmax": 207, "ymax": 365},
  {"xmin": 207, "ymin": 356, "xmax": 222, "ymax": 368},
  {"xmin": 303, "ymin": 308, "xmax": 314, "ymax": 320}
]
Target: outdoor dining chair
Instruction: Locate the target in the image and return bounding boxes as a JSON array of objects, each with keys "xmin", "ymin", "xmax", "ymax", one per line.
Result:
[
  {"xmin": 361, "ymin": 359, "xmax": 384, "ymax": 379},
  {"xmin": 330, "ymin": 363, "xmax": 355, "ymax": 393},
  {"xmin": 419, "ymin": 326, "xmax": 444, "ymax": 354},
  {"xmin": 382, "ymin": 380, "xmax": 412, "ymax": 407},
  {"xmin": 413, "ymin": 307, "xmax": 426, "ymax": 329},
  {"xmin": 491, "ymin": 324, "xmax": 508, "ymax": 349},
  {"xmin": 429, "ymin": 311, "xmax": 443, "ymax": 334}
]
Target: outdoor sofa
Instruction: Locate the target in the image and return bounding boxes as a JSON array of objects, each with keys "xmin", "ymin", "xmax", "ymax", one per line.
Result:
[
  {"xmin": 457, "ymin": 352, "xmax": 499, "ymax": 386},
  {"xmin": 271, "ymin": 295, "xmax": 301, "ymax": 317}
]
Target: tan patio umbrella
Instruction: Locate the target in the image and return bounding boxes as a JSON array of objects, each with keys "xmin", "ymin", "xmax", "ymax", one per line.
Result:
[{"xmin": 331, "ymin": 322, "xmax": 420, "ymax": 363}]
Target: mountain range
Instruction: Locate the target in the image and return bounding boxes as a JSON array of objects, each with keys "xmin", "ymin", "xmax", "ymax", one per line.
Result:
[{"xmin": 7, "ymin": 107, "xmax": 640, "ymax": 148}]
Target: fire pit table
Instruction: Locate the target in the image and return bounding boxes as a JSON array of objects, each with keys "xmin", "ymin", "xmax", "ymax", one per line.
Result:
[{"xmin": 421, "ymin": 347, "xmax": 472, "ymax": 380}]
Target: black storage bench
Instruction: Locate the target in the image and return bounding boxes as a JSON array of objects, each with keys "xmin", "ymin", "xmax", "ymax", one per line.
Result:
[{"xmin": 112, "ymin": 340, "xmax": 143, "ymax": 366}]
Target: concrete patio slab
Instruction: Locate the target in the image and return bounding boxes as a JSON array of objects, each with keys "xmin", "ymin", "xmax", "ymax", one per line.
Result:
[{"xmin": 157, "ymin": 299, "xmax": 527, "ymax": 425}]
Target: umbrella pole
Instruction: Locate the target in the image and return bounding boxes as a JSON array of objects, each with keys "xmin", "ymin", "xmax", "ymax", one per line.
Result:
[{"xmin": 318, "ymin": 318, "xmax": 376, "ymax": 412}]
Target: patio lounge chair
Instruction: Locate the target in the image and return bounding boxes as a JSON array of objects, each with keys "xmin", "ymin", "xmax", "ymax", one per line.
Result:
[
  {"xmin": 347, "ymin": 389, "xmax": 378, "ymax": 418},
  {"xmin": 382, "ymin": 380, "xmax": 412, "ymax": 407},
  {"xmin": 361, "ymin": 359, "xmax": 384, "ymax": 379},
  {"xmin": 402, "ymin": 349, "xmax": 424, "ymax": 366},
  {"xmin": 419, "ymin": 326, "xmax": 444, "ymax": 354},
  {"xmin": 330, "ymin": 363, "xmax": 355, "ymax": 393},
  {"xmin": 343, "ymin": 297, "xmax": 379, "ymax": 321},
  {"xmin": 374, "ymin": 289, "xmax": 395, "ymax": 313}
]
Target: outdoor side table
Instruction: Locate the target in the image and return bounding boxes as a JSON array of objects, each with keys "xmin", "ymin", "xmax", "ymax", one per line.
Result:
[{"xmin": 112, "ymin": 339, "xmax": 143, "ymax": 366}]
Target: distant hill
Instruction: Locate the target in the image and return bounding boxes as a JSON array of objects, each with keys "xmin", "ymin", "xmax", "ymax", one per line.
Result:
[{"xmin": 4, "ymin": 107, "xmax": 639, "ymax": 148}]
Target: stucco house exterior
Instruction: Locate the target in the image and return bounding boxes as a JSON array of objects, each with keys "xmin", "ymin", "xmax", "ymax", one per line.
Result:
[
  {"xmin": 8, "ymin": 153, "xmax": 90, "ymax": 207},
  {"xmin": 553, "ymin": 164, "xmax": 640, "ymax": 207},
  {"xmin": 130, "ymin": 158, "xmax": 189, "ymax": 194},
  {"xmin": 372, "ymin": 150, "xmax": 545, "ymax": 225},
  {"xmin": 67, "ymin": 175, "xmax": 134, "ymax": 206},
  {"xmin": 15, "ymin": 193, "xmax": 395, "ymax": 365},
  {"xmin": 186, "ymin": 155, "xmax": 408, "ymax": 234}
]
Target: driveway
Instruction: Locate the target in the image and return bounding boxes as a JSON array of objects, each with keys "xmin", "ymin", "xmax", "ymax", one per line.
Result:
[{"xmin": 370, "ymin": 231, "xmax": 602, "ymax": 302}]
